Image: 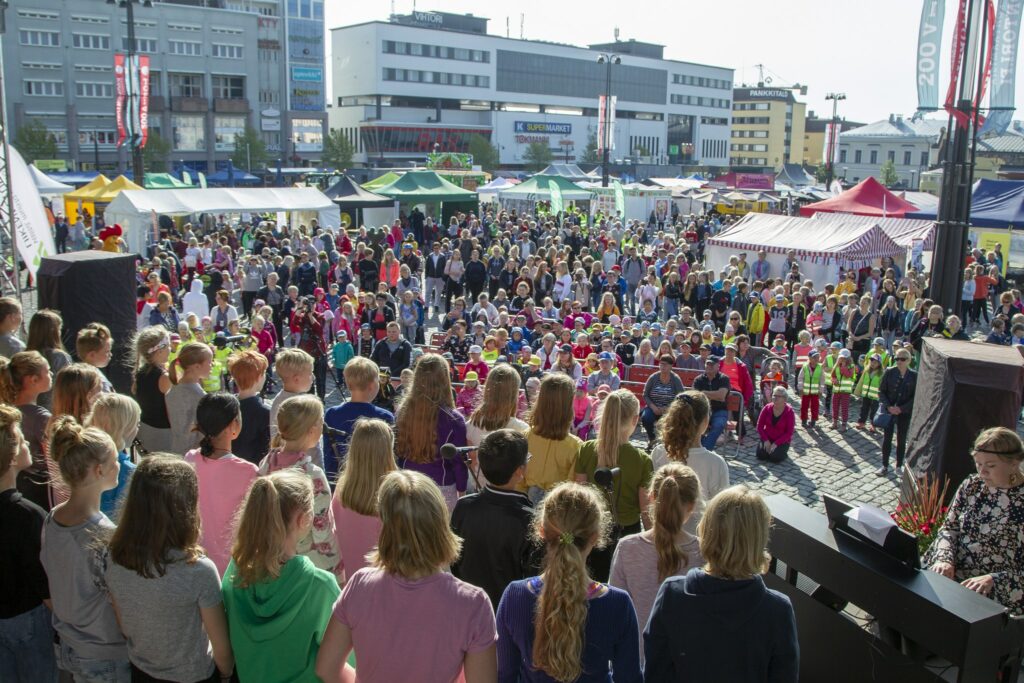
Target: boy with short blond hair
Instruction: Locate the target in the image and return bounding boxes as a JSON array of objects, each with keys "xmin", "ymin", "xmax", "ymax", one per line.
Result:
[
  {"xmin": 269, "ymin": 347, "xmax": 323, "ymax": 467},
  {"xmin": 322, "ymin": 355, "xmax": 394, "ymax": 479}
]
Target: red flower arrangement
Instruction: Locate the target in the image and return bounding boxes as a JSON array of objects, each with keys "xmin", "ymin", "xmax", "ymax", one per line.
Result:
[{"xmin": 890, "ymin": 468, "xmax": 951, "ymax": 554}]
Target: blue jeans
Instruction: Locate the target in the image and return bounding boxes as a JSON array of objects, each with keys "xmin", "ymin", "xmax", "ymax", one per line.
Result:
[
  {"xmin": 701, "ymin": 409, "xmax": 729, "ymax": 450},
  {"xmin": 641, "ymin": 406, "xmax": 662, "ymax": 442},
  {"xmin": 55, "ymin": 639, "xmax": 130, "ymax": 683},
  {"xmin": 664, "ymin": 298, "xmax": 679, "ymax": 320},
  {"xmin": 0, "ymin": 603, "xmax": 57, "ymax": 682}
]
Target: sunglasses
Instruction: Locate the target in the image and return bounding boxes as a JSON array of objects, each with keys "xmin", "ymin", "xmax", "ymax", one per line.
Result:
[{"xmin": 896, "ymin": 357, "xmax": 910, "ymax": 362}]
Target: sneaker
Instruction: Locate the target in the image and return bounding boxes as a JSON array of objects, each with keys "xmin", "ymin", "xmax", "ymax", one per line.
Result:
[
  {"xmin": 853, "ymin": 422, "xmax": 865, "ymax": 430},
  {"xmin": 875, "ymin": 466, "xmax": 888, "ymax": 476},
  {"xmin": 832, "ymin": 420, "xmax": 839, "ymax": 430},
  {"xmin": 809, "ymin": 420, "xmax": 818, "ymax": 429},
  {"xmin": 841, "ymin": 422, "xmax": 848, "ymax": 432}
]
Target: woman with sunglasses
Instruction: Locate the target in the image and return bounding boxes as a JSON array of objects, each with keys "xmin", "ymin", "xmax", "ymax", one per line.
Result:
[{"xmin": 876, "ymin": 349, "xmax": 917, "ymax": 476}]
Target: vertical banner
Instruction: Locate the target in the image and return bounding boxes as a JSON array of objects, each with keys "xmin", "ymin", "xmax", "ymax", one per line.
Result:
[
  {"xmin": 980, "ymin": 0, "xmax": 1023, "ymax": 135},
  {"xmin": 125, "ymin": 54, "xmax": 140, "ymax": 146},
  {"xmin": 138, "ymin": 56, "xmax": 150, "ymax": 148},
  {"xmin": 7, "ymin": 145, "xmax": 56, "ymax": 277},
  {"xmin": 945, "ymin": 0, "xmax": 969, "ymax": 124},
  {"xmin": 613, "ymin": 180, "xmax": 625, "ymax": 217},
  {"xmin": 114, "ymin": 54, "xmax": 127, "ymax": 147},
  {"xmin": 608, "ymin": 95, "xmax": 617, "ymax": 151},
  {"xmin": 182, "ymin": 170, "xmax": 192, "ymax": 186},
  {"xmin": 198, "ymin": 172, "xmax": 207, "ymax": 189},
  {"xmin": 151, "ymin": 209, "xmax": 159, "ymax": 246},
  {"xmin": 597, "ymin": 95, "xmax": 607, "ymax": 153},
  {"xmin": 822, "ymin": 122, "xmax": 842, "ymax": 165},
  {"xmin": 916, "ymin": 0, "xmax": 947, "ymax": 113},
  {"xmin": 548, "ymin": 180, "xmax": 563, "ymax": 216},
  {"xmin": 973, "ymin": 0, "xmax": 997, "ymax": 122}
]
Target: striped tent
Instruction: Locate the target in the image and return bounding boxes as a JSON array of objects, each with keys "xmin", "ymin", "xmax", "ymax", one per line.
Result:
[
  {"xmin": 810, "ymin": 212, "xmax": 936, "ymax": 249},
  {"xmin": 706, "ymin": 213, "xmax": 906, "ymax": 286}
]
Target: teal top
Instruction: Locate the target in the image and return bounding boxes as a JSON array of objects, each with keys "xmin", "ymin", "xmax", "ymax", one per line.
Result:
[{"xmin": 222, "ymin": 554, "xmax": 340, "ymax": 682}]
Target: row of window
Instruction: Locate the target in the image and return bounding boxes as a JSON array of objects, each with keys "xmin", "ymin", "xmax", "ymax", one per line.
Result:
[
  {"xmin": 672, "ymin": 74, "xmax": 731, "ymax": 90},
  {"xmin": 382, "ymin": 40, "xmax": 490, "ymax": 63},
  {"xmin": 730, "ymin": 156, "xmax": 768, "ymax": 166},
  {"xmin": 733, "ymin": 116, "xmax": 771, "ymax": 125},
  {"xmin": 382, "ymin": 68, "xmax": 490, "ymax": 88},
  {"xmin": 732, "ymin": 129, "xmax": 769, "ymax": 138},
  {"xmin": 702, "ymin": 139, "xmax": 727, "ymax": 159},
  {"xmin": 838, "ymin": 148, "xmax": 930, "ymax": 166},
  {"xmin": 733, "ymin": 102, "xmax": 771, "ymax": 111},
  {"xmin": 731, "ymin": 143, "xmax": 768, "ymax": 152},
  {"xmin": 286, "ymin": 0, "xmax": 324, "ymax": 20},
  {"xmin": 700, "ymin": 116, "xmax": 729, "ymax": 126},
  {"xmin": 20, "ymin": 30, "xmax": 242, "ymax": 58},
  {"xmin": 669, "ymin": 94, "xmax": 730, "ymax": 109},
  {"xmin": 24, "ymin": 74, "xmax": 244, "ymax": 100}
]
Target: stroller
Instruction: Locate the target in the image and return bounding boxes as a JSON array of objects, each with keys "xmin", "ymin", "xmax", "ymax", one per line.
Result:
[{"xmin": 758, "ymin": 357, "xmax": 790, "ymax": 407}]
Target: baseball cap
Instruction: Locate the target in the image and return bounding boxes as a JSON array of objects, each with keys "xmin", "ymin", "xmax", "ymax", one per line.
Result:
[
  {"xmin": 529, "ymin": 356, "xmax": 541, "ymax": 366},
  {"xmin": 706, "ymin": 355, "xmax": 723, "ymax": 364},
  {"xmin": 360, "ymin": 323, "xmax": 371, "ymax": 330},
  {"xmin": 651, "ymin": 322, "xmax": 662, "ymax": 331},
  {"xmin": 830, "ymin": 341, "xmax": 843, "ymax": 349},
  {"xmin": 869, "ymin": 353, "xmax": 883, "ymax": 362},
  {"xmin": 599, "ymin": 351, "xmax": 614, "ymax": 361},
  {"xmin": 559, "ymin": 343, "xmax": 573, "ymax": 353},
  {"xmin": 808, "ymin": 350, "xmax": 820, "ymax": 359},
  {"xmin": 873, "ymin": 337, "xmax": 885, "ymax": 346},
  {"xmin": 774, "ymin": 294, "xmax": 785, "ymax": 302},
  {"xmin": 464, "ymin": 371, "xmax": 479, "ymax": 381},
  {"xmin": 839, "ymin": 349, "xmax": 852, "ymax": 359},
  {"xmin": 725, "ymin": 343, "xmax": 738, "ymax": 351},
  {"xmin": 469, "ymin": 344, "xmax": 483, "ymax": 354},
  {"xmin": 611, "ymin": 264, "xmax": 621, "ymax": 271},
  {"xmin": 337, "ymin": 330, "xmax": 347, "ymax": 338}
]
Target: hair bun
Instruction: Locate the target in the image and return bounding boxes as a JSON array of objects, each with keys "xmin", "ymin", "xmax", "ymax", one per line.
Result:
[{"xmin": 49, "ymin": 415, "xmax": 83, "ymax": 463}]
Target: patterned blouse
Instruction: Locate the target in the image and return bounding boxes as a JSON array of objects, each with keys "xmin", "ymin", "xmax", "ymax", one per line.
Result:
[
  {"xmin": 259, "ymin": 448, "xmax": 341, "ymax": 579},
  {"xmin": 925, "ymin": 475, "xmax": 1024, "ymax": 615}
]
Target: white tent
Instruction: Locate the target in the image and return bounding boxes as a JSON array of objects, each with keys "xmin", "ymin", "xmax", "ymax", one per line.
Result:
[
  {"xmin": 706, "ymin": 213, "xmax": 906, "ymax": 286},
  {"xmin": 809, "ymin": 212, "xmax": 936, "ymax": 249},
  {"xmin": 477, "ymin": 177, "xmax": 519, "ymax": 203},
  {"xmin": 31, "ymin": 165, "xmax": 73, "ymax": 195},
  {"xmin": 105, "ymin": 187, "xmax": 341, "ymax": 252}
]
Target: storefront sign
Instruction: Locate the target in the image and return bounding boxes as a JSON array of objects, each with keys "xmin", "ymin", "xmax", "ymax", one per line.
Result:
[
  {"xmin": 735, "ymin": 173, "xmax": 774, "ymax": 190},
  {"xmin": 261, "ymin": 118, "xmax": 281, "ymax": 131},
  {"xmin": 514, "ymin": 121, "xmax": 572, "ymax": 135},
  {"xmin": 515, "ymin": 134, "xmax": 549, "ymax": 144},
  {"xmin": 291, "ymin": 66, "xmax": 322, "ymax": 82}
]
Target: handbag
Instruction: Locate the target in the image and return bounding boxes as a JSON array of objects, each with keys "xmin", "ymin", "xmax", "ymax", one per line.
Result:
[{"xmin": 873, "ymin": 370, "xmax": 909, "ymax": 429}]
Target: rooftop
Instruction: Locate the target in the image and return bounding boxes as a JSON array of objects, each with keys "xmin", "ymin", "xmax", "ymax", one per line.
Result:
[{"xmin": 840, "ymin": 115, "xmax": 945, "ymax": 140}]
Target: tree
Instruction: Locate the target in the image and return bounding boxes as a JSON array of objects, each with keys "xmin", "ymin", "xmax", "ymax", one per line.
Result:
[
  {"xmin": 879, "ymin": 159, "xmax": 899, "ymax": 187},
  {"xmin": 581, "ymin": 132, "xmax": 600, "ymax": 164},
  {"xmin": 143, "ymin": 132, "xmax": 171, "ymax": 173},
  {"xmin": 467, "ymin": 134, "xmax": 499, "ymax": 172},
  {"xmin": 322, "ymin": 128, "xmax": 354, "ymax": 170},
  {"xmin": 230, "ymin": 127, "xmax": 267, "ymax": 171},
  {"xmin": 12, "ymin": 119, "xmax": 57, "ymax": 163},
  {"xmin": 813, "ymin": 162, "xmax": 829, "ymax": 184},
  {"xmin": 523, "ymin": 141, "xmax": 553, "ymax": 172}
]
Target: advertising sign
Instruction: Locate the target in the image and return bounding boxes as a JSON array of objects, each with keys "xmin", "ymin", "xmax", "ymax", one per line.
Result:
[
  {"xmin": 735, "ymin": 173, "xmax": 775, "ymax": 190},
  {"xmin": 514, "ymin": 121, "xmax": 572, "ymax": 135},
  {"xmin": 291, "ymin": 66, "xmax": 323, "ymax": 82},
  {"xmin": 7, "ymin": 145, "xmax": 56, "ymax": 277},
  {"xmin": 916, "ymin": 0, "xmax": 946, "ymax": 112},
  {"xmin": 980, "ymin": 0, "xmax": 1023, "ymax": 135},
  {"xmin": 114, "ymin": 54, "xmax": 127, "ymax": 147},
  {"xmin": 549, "ymin": 180, "xmax": 564, "ymax": 215},
  {"xmin": 138, "ymin": 56, "xmax": 150, "ymax": 148}
]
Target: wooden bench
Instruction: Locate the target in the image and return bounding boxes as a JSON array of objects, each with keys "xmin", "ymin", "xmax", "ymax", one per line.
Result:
[
  {"xmin": 430, "ymin": 332, "xmax": 447, "ymax": 347},
  {"xmin": 627, "ymin": 364, "xmax": 658, "ymax": 383}
]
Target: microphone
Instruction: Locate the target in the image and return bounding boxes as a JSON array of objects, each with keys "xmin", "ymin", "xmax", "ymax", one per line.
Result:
[
  {"xmin": 593, "ymin": 467, "xmax": 620, "ymax": 489},
  {"xmin": 441, "ymin": 443, "xmax": 476, "ymax": 460},
  {"xmin": 322, "ymin": 425, "xmax": 348, "ymax": 440}
]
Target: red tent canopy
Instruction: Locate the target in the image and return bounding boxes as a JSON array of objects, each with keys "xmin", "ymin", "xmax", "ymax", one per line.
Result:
[{"xmin": 799, "ymin": 177, "xmax": 920, "ymax": 218}]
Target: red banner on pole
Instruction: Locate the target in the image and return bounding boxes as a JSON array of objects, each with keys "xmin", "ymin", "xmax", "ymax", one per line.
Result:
[
  {"xmin": 138, "ymin": 55, "xmax": 150, "ymax": 148},
  {"xmin": 971, "ymin": 0, "xmax": 996, "ymax": 127},
  {"xmin": 114, "ymin": 53, "xmax": 127, "ymax": 147}
]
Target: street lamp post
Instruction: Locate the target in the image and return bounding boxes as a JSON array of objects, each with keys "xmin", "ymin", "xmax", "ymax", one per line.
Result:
[
  {"xmin": 910, "ymin": 169, "xmax": 917, "ymax": 191},
  {"xmin": 824, "ymin": 92, "xmax": 846, "ymax": 187},
  {"xmin": 109, "ymin": 0, "xmax": 151, "ymax": 184},
  {"xmin": 597, "ymin": 53, "xmax": 620, "ymax": 188}
]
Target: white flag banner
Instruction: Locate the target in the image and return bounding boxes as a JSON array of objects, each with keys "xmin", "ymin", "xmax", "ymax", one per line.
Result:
[{"xmin": 7, "ymin": 145, "xmax": 56, "ymax": 277}]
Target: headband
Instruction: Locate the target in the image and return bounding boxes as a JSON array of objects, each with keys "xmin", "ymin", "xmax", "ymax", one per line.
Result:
[{"xmin": 147, "ymin": 337, "xmax": 170, "ymax": 356}]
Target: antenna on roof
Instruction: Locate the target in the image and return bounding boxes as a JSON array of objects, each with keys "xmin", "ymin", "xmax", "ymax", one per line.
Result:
[
  {"xmin": 520, "ymin": 13, "xmax": 524, "ymax": 39},
  {"xmin": 506, "ymin": 16, "xmax": 509, "ymax": 38},
  {"xmin": 614, "ymin": 26, "xmax": 620, "ymax": 41}
]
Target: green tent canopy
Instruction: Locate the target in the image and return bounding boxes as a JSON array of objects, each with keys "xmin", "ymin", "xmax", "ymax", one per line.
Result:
[
  {"xmin": 145, "ymin": 173, "xmax": 193, "ymax": 189},
  {"xmin": 362, "ymin": 171, "xmax": 403, "ymax": 191},
  {"xmin": 373, "ymin": 171, "xmax": 478, "ymax": 203},
  {"xmin": 496, "ymin": 174, "xmax": 593, "ymax": 201}
]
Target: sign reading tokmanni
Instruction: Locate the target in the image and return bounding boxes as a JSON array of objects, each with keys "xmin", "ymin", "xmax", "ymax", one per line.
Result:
[{"xmin": 514, "ymin": 121, "xmax": 572, "ymax": 135}]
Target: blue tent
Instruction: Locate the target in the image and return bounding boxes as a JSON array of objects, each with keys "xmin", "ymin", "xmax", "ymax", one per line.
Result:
[
  {"xmin": 907, "ymin": 179, "xmax": 1024, "ymax": 228},
  {"xmin": 205, "ymin": 165, "xmax": 261, "ymax": 185}
]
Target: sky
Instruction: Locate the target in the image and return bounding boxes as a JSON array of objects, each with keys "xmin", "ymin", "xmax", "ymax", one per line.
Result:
[{"xmin": 324, "ymin": 0, "xmax": 1024, "ymax": 126}]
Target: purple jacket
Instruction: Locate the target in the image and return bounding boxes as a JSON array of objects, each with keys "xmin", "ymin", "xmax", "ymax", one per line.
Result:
[
  {"xmin": 756, "ymin": 404, "xmax": 795, "ymax": 446},
  {"xmin": 398, "ymin": 407, "xmax": 468, "ymax": 492}
]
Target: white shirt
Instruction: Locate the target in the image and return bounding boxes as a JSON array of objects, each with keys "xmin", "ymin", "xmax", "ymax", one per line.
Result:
[{"xmin": 650, "ymin": 444, "xmax": 730, "ymax": 534}]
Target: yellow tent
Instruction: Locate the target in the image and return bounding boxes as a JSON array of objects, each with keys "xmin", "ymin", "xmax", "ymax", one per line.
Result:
[
  {"xmin": 63, "ymin": 174, "xmax": 111, "ymax": 222},
  {"xmin": 92, "ymin": 175, "xmax": 143, "ymax": 203}
]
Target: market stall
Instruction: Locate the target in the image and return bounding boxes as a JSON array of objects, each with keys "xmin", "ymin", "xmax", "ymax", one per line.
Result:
[
  {"xmin": 373, "ymin": 170, "xmax": 478, "ymax": 226},
  {"xmin": 799, "ymin": 177, "xmax": 919, "ymax": 217},
  {"xmin": 577, "ymin": 182, "xmax": 672, "ymax": 223},
  {"xmin": 496, "ymin": 174, "xmax": 592, "ymax": 218},
  {"xmin": 324, "ymin": 175, "xmax": 397, "ymax": 229},
  {"xmin": 63, "ymin": 174, "xmax": 111, "ymax": 223}
]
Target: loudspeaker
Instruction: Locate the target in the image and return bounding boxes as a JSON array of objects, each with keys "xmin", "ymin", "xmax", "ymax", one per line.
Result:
[{"xmin": 37, "ymin": 251, "xmax": 138, "ymax": 394}]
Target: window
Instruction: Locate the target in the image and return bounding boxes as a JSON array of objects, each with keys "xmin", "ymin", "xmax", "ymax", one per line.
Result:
[
  {"xmin": 24, "ymin": 81, "xmax": 63, "ymax": 96},
  {"xmin": 18, "ymin": 9, "xmax": 59, "ymax": 19},
  {"xmin": 854, "ymin": 150, "xmax": 862, "ymax": 163},
  {"xmin": 903, "ymin": 150, "xmax": 912, "ymax": 166},
  {"xmin": 76, "ymin": 82, "xmax": 113, "ymax": 98},
  {"xmin": 170, "ymin": 73, "xmax": 204, "ymax": 98},
  {"xmin": 169, "ymin": 40, "xmax": 202, "ymax": 56},
  {"xmin": 48, "ymin": 129, "xmax": 68, "ymax": 146},
  {"xmin": 839, "ymin": 150, "xmax": 847, "ymax": 163},
  {"xmin": 259, "ymin": 89, "xmax": 280, "ymax": 105},
  {"xmin": 72, "ymin": 33, "xmax": 110, "ymax": 50},
  {"xmin": 381, "ymin": 40, "xmax": 489, "ymax": 63},
  {"xmin": 212, "ymin": 44, "xmax": 243, "ymax": 59},
  {"xmin": 78, "ymin": 130, "xmax": 117, "ymax": 146},
  {"xmin": 123, "ymin": 37, "xmax": 157, "ymax": 53},
  {"xmin": 214, "ymin": 115, "xmax": 245, "ymax": 151},
  {"xmin": 920, "ymin": 151, "xmax": 929, "ymax": 166},
  {"xmin": 293, "ymin": 119, "xmax": 323, "ymax": 152},
  {"xmin": 869, "ymin": 150, "xmax": 878, "ymax": 164},
  {"xmin": 172, "ymin": 115, "xmax": 206, "ymax": 151},
  {"xmin": 212, "ymin": 75, "xmax": 244, "ymax": 99},
  {"xmin": 887, "ymin": 150, "xmax": 895, "ymax": 162},
  {"xmin": 20, "ymin": 30, "xmax": 60, "ymax": 47},
  {"xmin": 22, "ymin": 61, "xmax": 61, "ymax": 71}
]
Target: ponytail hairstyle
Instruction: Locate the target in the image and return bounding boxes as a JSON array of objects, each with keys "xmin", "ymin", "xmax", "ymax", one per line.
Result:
[
  {"xmin": 335, "ymin": 418, "xmax": 396, "ymax": 514},
  {"xmin": 0, "ymin": 404, "xmax": 24, "ymax": 477},
  {"xmin": 130, "ymin": 325, "xmax": 171, "ymax": 382},
  {"xmin": 231, "ymin": 469, "xmax": 313, "ymax": 587},
  {"xmin": 193, "ymin": 392, "xmax": 240, "ymax": 458},
  {"xmin": 0, "ymin": 351, "xmax": 49, "ymax": 404},
  {"xmin": 658, "ymin": 390, "xmax": 711, "ymax": 464},
  {"xmin": 85, "ymin": 393, "xmax": 141, "ymax": 452},
  {"xmin": 649, "ymin": 463, "xmax": 702, "ymax": 582},
  {"xmin": 271, "ymin": 394, "xmax": 323, "ymax": 450},
  {"xmin": 108, "ymin": 455, "xmax": 202, "ymax": 578},
  {"xmin": 532, "ymin": 482, "xmax": 611, "ymax": 683},
  {"xmin": 51, "ymin": 363, "xmax": 103, "ymax": 423},
  {"xmin": 168, "ymin": 341, "xmax": 212, "ymax": 385},
  {"xmin": 594, "ymin": 389, "xmax": 639, "ymax": 469},
  {"xmin": 48, "ymin": 415, "xmax": 116, "ymax": 488}
]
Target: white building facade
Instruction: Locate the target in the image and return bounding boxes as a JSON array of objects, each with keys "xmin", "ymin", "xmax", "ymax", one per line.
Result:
[
  {"xmin": 329, "ymin": 12, "xmax": 733, "ymax": 170},
  {"xmin": 837, "ymin": 115, "xmax": 945, "ymax": 190}
]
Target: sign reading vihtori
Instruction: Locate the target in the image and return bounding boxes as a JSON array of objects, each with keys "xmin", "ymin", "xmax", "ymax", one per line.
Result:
[{"xmin": 514, "ymin": 121, "xmax": 572, "ymax": 135}]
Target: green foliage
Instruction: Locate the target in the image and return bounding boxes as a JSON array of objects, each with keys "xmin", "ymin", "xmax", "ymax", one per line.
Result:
[
  {"xmin": 12, "ymin": 119, "xmax": 57, "ymax": 163},
  {"xmin": 143, "ymin": 131, "xmax": 171, "ymax": 173},
  {"xmin": 230, "ymin": 127, "xmax": 268, "ymax": 171},
  {"xmin": 581, "ymin": 133, "xmax": 600, "ymax": 164},
  {"xmin": 814, "ymin": 162, "xmax": 829, "ymax": 184},
  {"xmin": 523, "ymin": 141, "xmax": 553, "ymax": 172},
  {"xmin": 879, "ymin": 159, "xmax": 899, "ymax": 187},
  {"xmin": 322, "ymin": 128, "xmax": 354, "ymax": 170},
  {"xmin": 467, "ymin": 134, "xmax": 499, "ymax": 172}
]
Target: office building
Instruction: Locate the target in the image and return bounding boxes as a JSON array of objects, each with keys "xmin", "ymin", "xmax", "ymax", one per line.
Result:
[
  {"xmin": 729, "ymin": 87, "xmax": 806, "ymax": 173},
  {"xmin": 837, "ymin": 114, "xmax": 944, "ymax": 190},
  {"xmin": 329, "ymin": 11, "xmax": 734, "ymax": 170},
  {"xmin": 6, "ymin": 0, "xmax": 326, "ymax": 173}
]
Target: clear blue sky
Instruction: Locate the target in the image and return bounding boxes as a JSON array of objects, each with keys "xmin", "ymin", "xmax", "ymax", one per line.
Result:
[{"xmin": 325, "ymin": 0, "xmax": 1023, "ymax": 126}]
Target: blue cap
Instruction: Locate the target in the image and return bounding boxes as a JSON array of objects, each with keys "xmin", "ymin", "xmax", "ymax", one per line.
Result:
[
  {"xmin": 599, "ymin": 351, "xmax": 614, "ymax": 361},
  {"xmin": 651, "ymin": 322, "xmax": 662, "ymax": 331}
]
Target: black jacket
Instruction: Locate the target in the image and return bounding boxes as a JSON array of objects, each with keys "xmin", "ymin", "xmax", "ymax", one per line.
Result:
[
  {"xmin": 450, "ymin": 486, "xmax": 539, "ymax": 610},
  {"xmin": 424, "ymin": 252, "xmax": 447, "ymax": 279},
  {"xmin": 878, "ymin": 367, "xmax": 917, "ymax": 413},
  {"xmin": 464, "ymin": 259, "xmax": 487, "ymax": 287},
  {"xmin": 370, "ymin": 337, "xmax": 412, "ymax": 376}
]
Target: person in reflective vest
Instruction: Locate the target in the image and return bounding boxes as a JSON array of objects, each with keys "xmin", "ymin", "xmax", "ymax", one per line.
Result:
[
  {"xmin": 830, "ymin": 349, "xmax": 856, "ymax": 431},
  {"xmin": 796, "ymin": 350, "xmax": 824, "ymax": 428},
  {"xmin": 822, "ymin": 341, "xmax": 842, "ymax": 420},
  {"xmin": 860, "ymin": 337, "xmax": 889, "ymax": 373},
  {"xmin": 854, "ymin": 353, "xmax": 885, "ymax": 433}
]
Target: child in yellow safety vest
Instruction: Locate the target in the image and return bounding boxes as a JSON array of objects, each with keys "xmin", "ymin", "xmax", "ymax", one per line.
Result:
[
  {"xmin": 792, "ymin": 330, "xmax": 813, "ymax": 384},
  {"xmin": 860, "ymin": 337, "xmax": 889, "ymax": 373},
  {"xmin": 822, "ymin": 341, "xmax": 843, "ymax": 420},
  {"xmin": 830, "ymin": 349, "xmax": 857, "ymax": 431},
  {"xmin": 796, "ymin": 350, "xmax": 825, "ymax": 428},
  {"xmin": 854, "ymin": 353, "xmax": 885, "ymax": 434}
]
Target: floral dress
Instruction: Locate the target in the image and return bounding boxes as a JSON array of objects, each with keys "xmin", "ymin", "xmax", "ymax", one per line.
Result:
[
  {"xmin": 924, "ymin": 475, "xmax": 1024, "ymax": 615},
  {"xmin": 259, "ymin": 448, "xmax": 341, "ymax": 579}
]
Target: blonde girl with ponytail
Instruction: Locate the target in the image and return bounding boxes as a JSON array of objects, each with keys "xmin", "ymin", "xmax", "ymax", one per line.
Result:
[
  {"xmin": 609, "ymin": 463, "xmax": 703, "ymax": 649},
  {"xmin": 165, "ymin": 341, "xmax": 213, "ymax": 456},
  {"xmin": 260, "ymin": 394, "xmax": 340, "ymax": 579},
  {"xmin": 130, "ymin": 325, "xmax": 173, "ymax": 454},
  {"xmin": 495, "ymin": 481, "xmax": 642, "ymax": 683},
  {"xmin": 574, "ymin": 389, "xmax": 651, "ymax": 582},
  {"xmin": 223, "ymin": 470, "xmax": 341, "ymax": 683}
]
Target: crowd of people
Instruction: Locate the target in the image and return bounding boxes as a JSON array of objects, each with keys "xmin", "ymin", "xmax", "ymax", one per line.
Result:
[{"xmin": 0, "ymin": 204, "xmax": 1022, "ymax": 682}]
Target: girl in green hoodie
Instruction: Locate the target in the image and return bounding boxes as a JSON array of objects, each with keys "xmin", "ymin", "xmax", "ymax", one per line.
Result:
[{"xmin": 222, "ymin": 470, "xmax": 341, "ymax": 682}]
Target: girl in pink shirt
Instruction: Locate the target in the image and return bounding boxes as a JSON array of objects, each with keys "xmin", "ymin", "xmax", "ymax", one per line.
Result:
[
  {"xmin": 184, "ymin": 392, "xmax": 258, "ymax": 576},
  {"xmin": 316, "ymin": 470, "xmax": 497, "ymax": 683},
  {"xmin": 330, "ymin": 418, "xmax": 395, "ymax": 583},
  {"xmin": 260, "ymin": 394, "xmax": 341, "ymax": 578}
]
